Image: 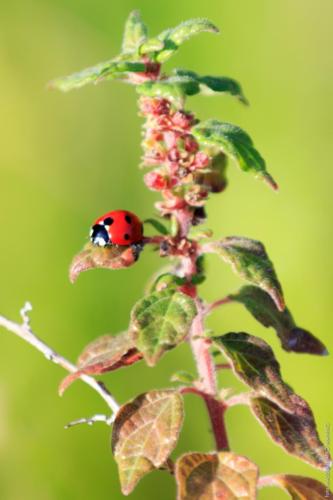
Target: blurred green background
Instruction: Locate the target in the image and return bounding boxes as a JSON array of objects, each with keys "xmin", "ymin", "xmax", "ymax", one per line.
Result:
[{"xmin": 0, "ymin": 0, "xmax": 332, "ymax": 498}]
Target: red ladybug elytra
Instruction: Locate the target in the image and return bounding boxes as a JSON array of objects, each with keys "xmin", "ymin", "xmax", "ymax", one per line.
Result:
[{"xmin": 90, "ymin": 210, "xmax": 143, "ymax": 247}]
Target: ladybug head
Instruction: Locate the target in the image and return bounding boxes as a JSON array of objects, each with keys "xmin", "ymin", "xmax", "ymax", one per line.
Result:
[{"xmin": 90, "ymin": 223, "xmax": 110, "ymax": 247}]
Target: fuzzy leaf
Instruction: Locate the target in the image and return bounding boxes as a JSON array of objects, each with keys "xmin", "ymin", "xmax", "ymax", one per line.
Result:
[
  {"xmin": 175, "ymin": 451, "xmax": 258, "ymax": 499},
  {"xmin": 251, "ymin": 396, "xmax": 331, "ymax": 470},
  {"xmin": 122, "ymin": 10, "xmax": 148, "ymax": 53},
  {"xmin": 69, "ymin": 243, "xmax": 140, "ymax": 283},
  {"xmin": 272, "ymin": 474, "xmax": 333, "ymax": 499},
  {"xmin": 137, "ymin": 77, "xmax": 199, "ymax": 103},
  {"xmin": 214, "ymin": 332, "xmax": 294, "ymax": 412},
  {"xmin": 130, "ymin": 288, "xmax": 197, "ymax": 366},
  {"xmin": 59, "ymin": 331, "xmax": 141, "ymax": 395},
  {"xmin": 156, "ymin": 18, "xmax": 219, "ymax": 63},
  {"xmin": 49, "ymin": 60, "xmax": 146, "ymax": 92},
  {"xmin": 231, "ymin": 286, "xmax": 328, "ymax": 355},
  {"xmin": 210, "ymin": 237, "xmax": 284, "ymax": 311},
  {"xmin": 148, "ymin": 273, "xmax": 185, "ymax": 293},
  {"xmin": 112, "ymin": 389, "xmax": 184, "ymax": 495},
  {"xmin": 174, "ymin": 69, "xmax": 248, "ymax": 103},
  {"xmin": 139, "ymin": 38, "xmax": 164, "ymax": 55},
  {"xmin": 192, "ymin": 119, "xmax": 277, "ymax": 190}
]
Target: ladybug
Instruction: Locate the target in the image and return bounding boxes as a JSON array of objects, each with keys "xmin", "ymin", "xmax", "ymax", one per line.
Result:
[{"xmin": 90, "ymin": 210, "xmax": 143, "ymax": 247}]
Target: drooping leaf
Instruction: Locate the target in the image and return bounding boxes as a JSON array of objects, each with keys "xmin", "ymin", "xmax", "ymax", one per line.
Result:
[
  {"xmin": 230, "ymin": 286, "xmax": 328, "ymax": 355},
  {"xmin": 175, "ymin": 451, "xmax": 258, "ymax": 499},
  {"xmin": 122, "ymin": 10, "xmax": 148, "ymax": 53},
  {"xmin": 214, "ymin": 332, "xmax": 294, "ymax": 412},
  {"xmin": 208, "ymin": 237, "xmax": 284, "ymax": 311},
  {"xmin": 174, "ymin": 69, "xmax": 248, "ymax": 103},
  {"xmin": 143, "ymin": 217, "xmax": 169, "ymax": 235},
  {"xmin": 130, "ymin": 288, "xmax": 197, "ymax": 366},
  {"xmin": 112, "ymin": 389, "xmax": 184, "ymax": 495},
  {"xmin": 59, "ymin": 331, "xmax": 141, "ymax": 395},
  {"xmin": 69, "ymin": 242, "xmax": 141, "ymax": 283},
  {"xmin": 272, "ymin": 474, "xmax": 333, "ymax": 499},
  {"xmin": 192, "ymin": 119, "xmax": 277, "ymax": 190},
  {"xmin": 49, "ymin": 59, "xmax": 146, "ymax": 92},
  {"xmin": 251, "ymin": 396, "xmax": 331, "ymax": 470},
  {"xmin": 156, "ymin": 18, "xmax": 219, "ymax": 63}
]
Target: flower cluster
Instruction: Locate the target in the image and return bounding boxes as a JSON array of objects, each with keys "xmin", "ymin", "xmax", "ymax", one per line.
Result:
[{"xmin": 139, "ymin": 96, "xmax": 213, "ymax": 221}]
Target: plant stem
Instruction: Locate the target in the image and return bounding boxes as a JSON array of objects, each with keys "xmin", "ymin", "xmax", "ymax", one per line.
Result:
[
  {"xmin": 189, "ymin": 300, "xmax": 229, "ymax": 451},
  {"xmin": 0, "ymin": 303, "xmax": 120, "ymax": 416}
]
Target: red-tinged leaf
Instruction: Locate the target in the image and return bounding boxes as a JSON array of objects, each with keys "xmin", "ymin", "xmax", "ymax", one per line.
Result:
[
  {"xmin": 175, "ymin": 451, "xmax": 258, "ymax": 499},
  {"xmin": 112, "ymin": 389, "xmax": 184, "ymax": 495},
  {"xmin": 214, "ymin": 332, "xmax": 295, "ymax": 412},
  {"xmin": 130, "ymin": 288, "xmax": 197, "ymax": 366},
  {"xmin": 208, "ymin": 237, "xmax": 284, "ymax": 311},
  {"xmin": 69, "ymin": 242, "xmax": 140, "ymax": 283},
  {"xmin": 230, "ymin": 286, "xmax": 328, "ymax": 355},
  {"xmin": 272, "ymin": 474, "xmax": 333, "ymax": 499},
  {"xmin": 251, "ymin": 396, "xmax": 331, "ymax": 470},
  {"xmin": 59, "ymin": 331, "xmax": 141, "ymax": 395}
]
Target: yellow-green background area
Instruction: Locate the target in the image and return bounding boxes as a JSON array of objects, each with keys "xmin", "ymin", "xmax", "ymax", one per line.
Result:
[{"xmin": 0, "ymin": 0, "xmax": 332, "ymax": 498}]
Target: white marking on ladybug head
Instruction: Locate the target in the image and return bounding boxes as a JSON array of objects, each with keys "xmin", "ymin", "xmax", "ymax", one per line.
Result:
[{"xmin": 94, "ymin": 237, "xmax": 107, "ymax": 247}]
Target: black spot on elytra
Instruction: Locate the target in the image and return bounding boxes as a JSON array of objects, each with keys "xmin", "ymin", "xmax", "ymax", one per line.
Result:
[
  {"xmin": 125, "ymin": 214, "xmax": 132, "ymax": 224},
  {"xmin": 90, "ymin": 224, "xmax": 109, "ymax": 245},
  {"xmin": 124, "ymin": 233, "xmax": 130, "ymax": 241},
  {"xmin": 103, "ymin": 217, "xmax": 114, "ymax": 226}
]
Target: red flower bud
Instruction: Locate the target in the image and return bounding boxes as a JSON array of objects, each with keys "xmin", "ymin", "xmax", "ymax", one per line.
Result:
[
  {"xmin": 184, "ymin": 135, "xmax": 199, "ymax": 153},
  {"xmin": 144, "ymin": 171, "xmax": 177, "ymax": 191},
  {"xmin": 172, "ymin": 111, "xmax": 194, "ymax": 129},
  {"xmin": 139, "ymin": 97, "xmax": 170, "ymax": 116},
  {"xmin": 191, "ymin": 151, "xmax": 210, "ymax": 170}
]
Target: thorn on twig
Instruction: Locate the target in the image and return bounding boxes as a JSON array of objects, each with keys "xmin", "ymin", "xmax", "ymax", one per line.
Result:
[
  {"xmin": 20, "ymin": 302, "xmax": 33, "ymax": 330},
  {"xmin": 65, "ymin": 413, "xmax": 115, "ymax": 429}
]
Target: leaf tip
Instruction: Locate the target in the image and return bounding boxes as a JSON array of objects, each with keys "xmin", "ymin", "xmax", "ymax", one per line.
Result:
[{"xmin": 263, "ymin": 172, "xmax": 279, "ymax": 191}]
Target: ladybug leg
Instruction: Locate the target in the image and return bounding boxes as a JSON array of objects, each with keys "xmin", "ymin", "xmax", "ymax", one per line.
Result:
[{"xmin": 130, "ymin": 242, "xmax": 144, "ymax": 261}]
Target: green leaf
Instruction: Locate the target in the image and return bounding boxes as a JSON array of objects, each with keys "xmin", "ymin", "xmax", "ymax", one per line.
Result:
[
  {"xmin": 231, "ymin": 286, "xmax": 328, "ymax": 355},
  {"xmin": 112, "ymin": 389, "xmax": 184, "ymax": 495},
  {"xmin": 143, "ymin": 218, "xmax": 169, "ymax": 235},
  {"xmin": 156, "ymin": 18, "xmax": 219, "ymax": 63},
  {"xmin": 209, "ymin": 237, "xmax": 285, "ymax": 311},
  {"xmin": 69, "ymin": 242, "xmax": 141, "ymax": 283},
  {"xmin": 214, "ymin": 332, "xmax": 295, "ymax": 412},
  {"xmin": 148, "ymin": 273, "xmax": 185, "ymax": 293},
  {"xmin": 175, "ymin": 452, "xmax": 258, "ymax": 499},
  {"xmin": 272, "ymin": 474, "xmax": 333, "ymax": 499},
  {"xmin": 49, "ymin": 60, "xmax": 146, "ymax": 92},
  {"xmin": 174, "ymin": 69, "xmax": 248, "ymax": 103},
  {"xmin": 192, "ymin": 119, "xmax": 278, "ymax": 190},
  {"xmin": 59, "ymin": 331, "xmax": 141, "ymax": 395},
  {"xmin": 139, "ymin": 38, "xmax": 164, "ymax": 55},
  {"xmin": 251, "ymin": 396, "xmax": 331, "ymax": 470},
  {"xmin": 122, "ymin": 10, "xmax": 148, "ymax": 53},
  {"xmin": 136, "ymin": 77, "xmax": 199, "ymax": 104},
  {"xmin": 130, "ymin": 288, "xmax": 197, "ymax": 366}
]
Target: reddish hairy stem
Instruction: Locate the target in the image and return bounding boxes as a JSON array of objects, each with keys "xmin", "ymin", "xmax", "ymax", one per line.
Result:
[
  {"xmin": 189, "ymin": 301, "xmax": 229, "ymax": 451},
  {"xmin": 181, "ymin": 386, "xmax": 229, "ymax": 451}
]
